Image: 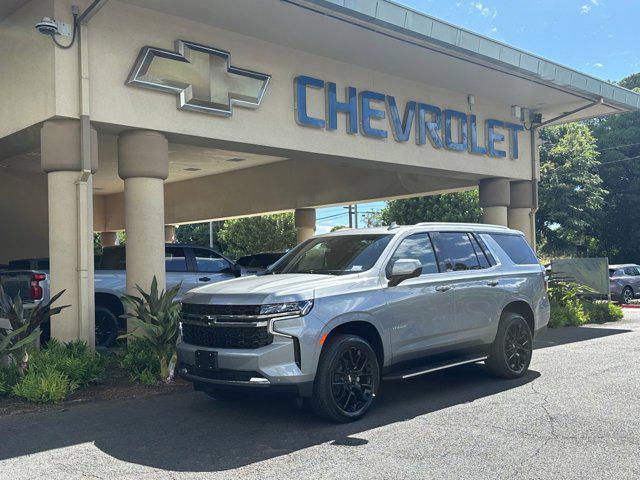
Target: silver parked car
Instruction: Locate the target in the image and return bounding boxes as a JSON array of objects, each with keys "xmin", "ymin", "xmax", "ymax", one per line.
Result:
[
  {"xmin": 609, "ymin": 264, "xmax": 640, "ymax": 303},
  {"xmin": 177, "ymin": 223, "xmax": 550, "ymax": 422}
]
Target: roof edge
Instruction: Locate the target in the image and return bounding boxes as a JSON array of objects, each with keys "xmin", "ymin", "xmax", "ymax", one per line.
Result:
[{"xmin": 286, "ymin": 0, "xmax": 640, "ymax": 113}]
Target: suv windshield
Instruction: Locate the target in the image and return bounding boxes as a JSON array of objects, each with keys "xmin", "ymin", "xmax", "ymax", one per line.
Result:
[{"xmin": 271, "ymin": 234, "xmax": 392, "ymax": 275}]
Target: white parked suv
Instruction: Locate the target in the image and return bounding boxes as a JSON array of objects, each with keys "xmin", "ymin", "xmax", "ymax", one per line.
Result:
[{"xmin": 177, "ymin": 223, "xmax": 550, "ymax": 422}]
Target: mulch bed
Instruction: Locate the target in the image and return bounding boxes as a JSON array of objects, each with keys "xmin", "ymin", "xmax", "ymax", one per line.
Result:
[{"xmin": 0, "ymin": 367, "xmax": 193, "ymax": 417}]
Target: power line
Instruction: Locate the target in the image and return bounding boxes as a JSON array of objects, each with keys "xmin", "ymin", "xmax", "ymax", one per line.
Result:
[
  {"xmin": 597, "ymin": 154, "xmax": 640, "ymax": 167},
  {"xmin": 600, "ymin": 142, "xmax": 640, "ymax": 151}
]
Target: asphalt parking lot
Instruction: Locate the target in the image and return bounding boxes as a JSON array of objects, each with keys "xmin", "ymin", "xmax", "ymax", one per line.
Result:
[{"xmin": 1, "ymin": 310, "xmax": 639, "ymax": 480}]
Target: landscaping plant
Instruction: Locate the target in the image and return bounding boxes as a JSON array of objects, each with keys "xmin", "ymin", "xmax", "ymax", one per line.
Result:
[
  {"xmin": 0, "ymin": 286, "xmax": 68, "ymax": 376},
  {"xmin": 119, "ymin": 277, "xmax": 181, "ymax": 383},
  {"xmin": 9, "ymin": 339, "xmax": 106, "ymax": 403},
  {"xmin": 547, "ymin": 277, "xmax": 624, "ymax": 328},
  {"xmin": 118, "ymin": 338, "xmax": 161, "ymax": 385}
]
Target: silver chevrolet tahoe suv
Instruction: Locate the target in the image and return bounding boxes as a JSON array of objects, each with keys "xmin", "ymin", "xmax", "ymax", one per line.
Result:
[{"xmin": 177, "ymin": 223, "xmax": 550, "ymax": 422}]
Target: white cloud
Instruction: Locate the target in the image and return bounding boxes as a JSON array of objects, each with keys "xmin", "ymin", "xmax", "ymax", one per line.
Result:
[
  {"xmin": 591, "ymin": 0, "xmax": 600, "ymax": 5},
  {"xmin": 490, "ymin": 26, "xmax": 498, "ymax": 33},
  {"xmin": 580, "ymin": 4, "xmax": 591, "ymax": 14},
  {"xmin": 469, "ymin": 2, "xmax": 497, "ymax": 19},
  {"xmin": 593, "ymin": 62, "xmax": 604, "ymax": 68}
]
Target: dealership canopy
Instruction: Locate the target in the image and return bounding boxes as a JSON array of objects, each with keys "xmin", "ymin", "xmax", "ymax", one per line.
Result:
[{"xmin": 1, "ymin": 0, "xmax": 638, "ymax": 344}]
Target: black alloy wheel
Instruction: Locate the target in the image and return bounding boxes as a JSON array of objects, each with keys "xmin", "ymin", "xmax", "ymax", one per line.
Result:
[
  {"xmin": 504, "ymin": 320, "xmax": 532, "ymax": 375},
  {"xmin": 331, "ymin": 346, "xmax": 376, "ymax": 415},
  {"xmin": 311, "ymin": 334, "xmax": 380, "ymax": 422},
  {"xmin": 485, "ymin": 313, "xmax": 533, "ymax": 379}
]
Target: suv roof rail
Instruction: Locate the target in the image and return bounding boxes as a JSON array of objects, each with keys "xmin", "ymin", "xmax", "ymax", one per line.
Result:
[{"xmin": 413, "ymin": 222, "xmax": 511, "ymax": 230}]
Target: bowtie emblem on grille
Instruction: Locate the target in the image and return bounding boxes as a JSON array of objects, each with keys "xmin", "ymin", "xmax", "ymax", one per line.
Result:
[{"xmin": 126, "ymin": 40, "xmax": 271, "ymax": 117}]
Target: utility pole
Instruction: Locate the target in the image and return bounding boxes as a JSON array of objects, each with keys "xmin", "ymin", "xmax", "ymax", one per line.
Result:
[
  {"xmin": 354, "ymin": 204, "xmax": 359, "ymax": 228},
  {"xmin": 348, "ymin": 205, "xmax": 353, "ymax": 228},
  {"xmin": 209, "ymin": 221, "xmax": 214, "ymax": 248}
]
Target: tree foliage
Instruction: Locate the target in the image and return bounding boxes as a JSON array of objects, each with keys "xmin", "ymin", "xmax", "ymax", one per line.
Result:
[
  {"xmin": 218, "ymin": 213, "xmax": 296, "ymax": 258},
  {"xmin": 585, "ymin": 75, "xmax": 640, "ymax": 262},
  {"xmin": 536, "ymin": 123, "xmax": 605, "ymax": 255},
  {"xmin": 175, "ymin": 221, "xmax": 226, "ymax": 251},
  {"xmin": 366, "ymin": 190, "xmax": 482, "ymax": 227}
]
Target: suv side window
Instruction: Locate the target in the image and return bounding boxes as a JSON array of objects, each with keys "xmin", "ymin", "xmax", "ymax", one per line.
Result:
[
  {"xmin": 490, "ymin": 233, "xmax": 538, "ymax": 265},
  {"xmin": 192, "ymin": 248, "xmax": 232, "ymax": 273},
  {"xmin": 624, "ymin": 267, "xmax": 640, "ymax": 276},
  {"xmin": 388, "ymin": 233, "xmax": 439, "ymax": 275},
  {"xmin": 469, "ymin": 234, "xmax": 491, "ymax": 269},
  {"xmin": 430, "ymin": 232, "xmax": 481, "ymax": 271}
]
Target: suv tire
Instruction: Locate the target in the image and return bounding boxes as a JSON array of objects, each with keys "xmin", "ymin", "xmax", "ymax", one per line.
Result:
[
  {"xmin": 485, "ymin": 312, "xmax": 532, "ymax": 379},
  {"xmin": 95, "ymin": 305, "xmax": 119, "ymax": 348},
  {"xmin": 311, "ymin": 334, "xmax": 380, "ymax": 423}
]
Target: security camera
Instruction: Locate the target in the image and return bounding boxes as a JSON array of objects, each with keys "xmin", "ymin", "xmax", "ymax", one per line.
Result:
[{"xmin": 35, "ymin": 17, "xmax": 59, "ymax": 36}]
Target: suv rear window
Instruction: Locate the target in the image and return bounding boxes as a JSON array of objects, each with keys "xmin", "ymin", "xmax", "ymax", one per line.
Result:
[{"xmin": 490, "ymin": 233, "xmax": 538, "ymax": 265}]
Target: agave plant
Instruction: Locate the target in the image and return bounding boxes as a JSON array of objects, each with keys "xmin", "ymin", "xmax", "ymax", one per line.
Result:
[
  {"xmin": 0, "ymin": 287, "xmax": 69, "ymax": 377},
  {"xmin": 119, "ymin": 277, "xmax": 181, "ymax": 383}
]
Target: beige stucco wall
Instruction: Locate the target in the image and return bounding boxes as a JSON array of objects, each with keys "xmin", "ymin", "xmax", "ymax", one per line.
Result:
[
  {"xmin": 0, "ymin": 0, "xmax": 56, "ymax": 139},
  {"xmin": 94, "ymin": 159, "xmax": 475, "ymax": 231},
  {"xmin": 0, "ymin": 170, "xmax": 49, "ymax": 263},
  {"xmin": 56, "ymin": 0, "xmax": 533, "ymax": 181}
]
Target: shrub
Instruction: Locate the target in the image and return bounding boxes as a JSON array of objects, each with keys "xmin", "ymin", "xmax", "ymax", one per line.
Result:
[
  {"xmin": 119, "ymin": 277, "xmax": 181, "ymax": 382},
  {"xmin": 549, "ymin": 298, "xmax": 587, "ymax": 328},
  {"xmin": 118, "ymin": 338, "xmax": 160, "ymax": 385},
  {"xmin": 583, "ymin": 301, "xmax": 624, "ymax": 324},
  {"xmin": 28, "ymin": 339, "xmax": 106, "ymax": 388},
  {"xmin": 0, "ymin": 364, "xmax": 18, "ymax": 396},
  {"xmin": 0, "ymin": 287, "xmax": 69, "ymax": 376},
  {"xmin": 12, "ymin": 366, "xmax": 77, "ymax": 403}
]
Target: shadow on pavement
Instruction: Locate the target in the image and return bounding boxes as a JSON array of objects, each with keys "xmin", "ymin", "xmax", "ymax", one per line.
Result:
[
  {"xmin": 0, "ymin": 323, "xmax": 633, "ymax": 472},
  {"xmin": 0, "ymin": 364, "xmax": 539, "ymax": 472},
  {"xmin": 534, "ymin": 324, "xmax": 632, "ymax": 350}
]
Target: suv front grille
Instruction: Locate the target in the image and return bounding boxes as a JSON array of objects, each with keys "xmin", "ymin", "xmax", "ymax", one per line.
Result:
[
  {"xmin": 181, "ymin": 323, "xmax": 273, "ymax": 349},
  {"xmin": 181, "ymin": 303, "xmax": 261, "ymax": 316}
]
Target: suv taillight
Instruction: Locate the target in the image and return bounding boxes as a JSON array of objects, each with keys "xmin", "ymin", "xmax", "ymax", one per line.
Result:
[{"xmin": 30, "ymin": 273, "xmax": 46, "ymax": 301}]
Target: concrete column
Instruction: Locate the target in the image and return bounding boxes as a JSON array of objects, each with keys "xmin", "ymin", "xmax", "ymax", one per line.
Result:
[
  {"xmin": 118, "ymin": 131, "xmax": 168, "ymax": 304},
  {"xmin": 41, "ymin": 119, "xmax": 98, "ymax": 346},
  {"xmin": 294, "ymin": 208, "xmax": 316, "ymax": 244},
  {"xmin": 509, "ymin": 180, "xmax": 537, "ymax": 249},
  {"xmin": 479, "ymin": 178, "xmax": 510, "ymax": 227},
  {"xmin": 165, "ymin": 225, "xmax": 176, "ymax": 243},
  {"xmin": 101, "ymin": 232, "xmax": 117, "ymax": 247}
]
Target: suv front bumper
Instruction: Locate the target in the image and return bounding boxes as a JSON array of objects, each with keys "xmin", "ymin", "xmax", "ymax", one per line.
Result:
[{"xmin": 176, "ymin": 336, "xmax": 315, "ymax": 397}]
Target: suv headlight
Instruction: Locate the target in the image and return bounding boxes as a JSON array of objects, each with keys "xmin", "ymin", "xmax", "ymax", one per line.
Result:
[{"xmin": 260, "ymin": 300, "xmax": 314, "ymax": 316}]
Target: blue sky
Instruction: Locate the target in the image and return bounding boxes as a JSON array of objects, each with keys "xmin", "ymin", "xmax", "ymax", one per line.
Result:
[{"xmin": 315, "ymin": 0, "xmax": 640, "ymax": 233}]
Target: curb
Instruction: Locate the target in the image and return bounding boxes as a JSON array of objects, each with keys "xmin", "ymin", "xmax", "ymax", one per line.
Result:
[{"xmin": 620, "ymin": 304, "xmax": 640, "ymax": 309}]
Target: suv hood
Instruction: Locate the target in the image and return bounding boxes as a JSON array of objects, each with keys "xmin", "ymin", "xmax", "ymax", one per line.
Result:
[{"xmin": 182, "ymin": 273, "xmax": 362, "ymax": 305}]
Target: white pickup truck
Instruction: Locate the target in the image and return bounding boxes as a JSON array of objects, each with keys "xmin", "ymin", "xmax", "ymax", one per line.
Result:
[{"xmin": 0, "ymin": 244, "xmax": 240, "ymax": 347}]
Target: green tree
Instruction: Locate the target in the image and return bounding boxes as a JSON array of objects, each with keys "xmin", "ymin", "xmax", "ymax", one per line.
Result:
[
  {"xmin": 175, "ymin": 221, "xmax": 226, "ymax": 251},
  {"xmin": 536, "ymin": 123, "xmax": 605, "ymax": 256},
  {"xmin": 366, "ymin": 190, "xmax": 482, "ymax": 226},
  {"xmin": 587, "ymin": 72, "xmax": 640, "ymax": 262},
  {"xmin": 218, "ymin": 213, "xmax": 296, "ymax": 258}
]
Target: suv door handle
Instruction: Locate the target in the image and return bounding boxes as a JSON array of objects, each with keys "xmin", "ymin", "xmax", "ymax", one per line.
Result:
[
  {"xmin": 199, "ymin": 277, "xmax": 211, "ymax": 282},
  {"xmin": 435, "ymin": 285, "xmax": 452, "ymax": 292},
  {"xmin": 487, "ymin": 280, "xmax": 499, "ymax": 287}
]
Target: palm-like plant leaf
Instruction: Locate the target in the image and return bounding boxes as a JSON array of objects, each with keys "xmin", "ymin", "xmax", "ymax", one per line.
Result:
[
  {"xmin": 0, "ymin": 286, "xmax": 69, "ymax": 370},
  {"xmin": 118, "ymin": 276, "xmax": 181, "ymax": 382}
]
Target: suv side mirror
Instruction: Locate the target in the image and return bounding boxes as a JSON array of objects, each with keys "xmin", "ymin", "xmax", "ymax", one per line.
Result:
[{"xmin": 388, "ymin": 259, "xmax": 422, "ymax": 287}]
